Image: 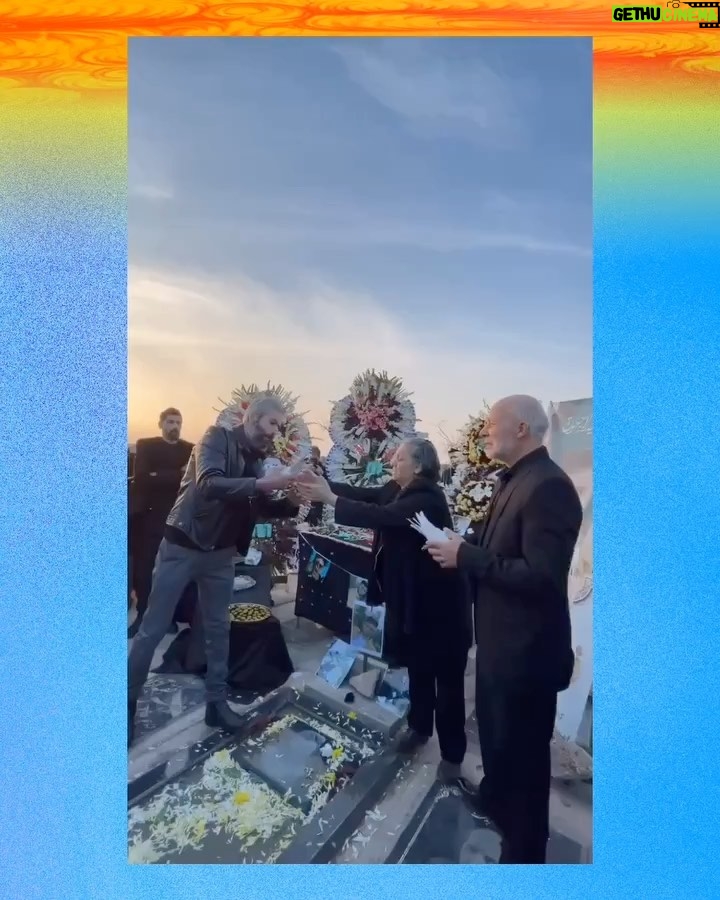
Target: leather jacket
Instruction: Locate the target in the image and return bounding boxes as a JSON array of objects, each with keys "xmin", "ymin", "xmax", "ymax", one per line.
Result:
[{"xmin": 166, "ymin": 425, "xmax": 299, "ymax": 553}]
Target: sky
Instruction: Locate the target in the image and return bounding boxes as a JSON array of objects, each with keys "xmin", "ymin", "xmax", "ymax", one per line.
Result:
[{"xmin": 128, "ymin": 37, "xmax": 592, "ymax": 458}]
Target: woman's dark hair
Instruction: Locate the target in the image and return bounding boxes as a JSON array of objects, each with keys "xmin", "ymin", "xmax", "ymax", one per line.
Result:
[{"xmin": 405, "ymin": 437, "xmax": 441, "ymax": 482}]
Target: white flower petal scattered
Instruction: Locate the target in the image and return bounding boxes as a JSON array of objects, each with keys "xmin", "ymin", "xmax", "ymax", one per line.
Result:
[{"xmin": 129, "ymin": 711, "xmax": 376, "ymax": 864}]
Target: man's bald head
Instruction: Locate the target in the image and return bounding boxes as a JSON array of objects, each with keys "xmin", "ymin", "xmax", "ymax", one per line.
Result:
[{"xmin": 482, "ymin": 394, "xmax": 548, "ymax": 466}]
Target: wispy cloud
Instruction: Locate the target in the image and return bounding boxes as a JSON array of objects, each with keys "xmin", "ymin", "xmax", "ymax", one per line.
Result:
[
  {"xmin": 128, "ymin": 267, "xmax": 591, "ymax": 453},
  {"xmin": 219, "ymin": 216, "xmax": 590, "ymax": 258},
  {"xmin": 332, "ymin": 40, "xmax": 524, "ymax": 144},
  {"xmin": 131, "ymin": 184, "xmax": 173, "ymax": 201}
]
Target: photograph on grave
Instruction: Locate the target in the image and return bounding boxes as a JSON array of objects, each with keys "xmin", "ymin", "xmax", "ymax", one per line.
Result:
[
  {"xmin": 316, "ymin": 639, "xmax": 357, "ymax": 689},
  {"xmin": 375, "ymin": 669, "xmax": 411, "ymax": 718},
  {"xmin": 347, "ymin": 575, "xmax": 369, "ymax": 608},
  {"xmin": 547, "ymin": 398, "xmax": 593, "ymax": 744},
  {"xmin": 306, "ymin": 550, "xmax": 331, "ymax": 583},
  {"xmin": 350, "ymin": 600, "xmax": 385, "ymax": 658}
]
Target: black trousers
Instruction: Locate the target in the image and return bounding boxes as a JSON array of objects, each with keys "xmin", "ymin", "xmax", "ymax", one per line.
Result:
[
  {"xmin": 133, "ymin": 516, "xmax": 195, "ymax": 622},
  {"xmin": 407, "ymin": 647, "xmax": 468, "ymax": 765},
  {"xmin": 475, "ymin": 672, "xmax": 557, "ymax": 864}
]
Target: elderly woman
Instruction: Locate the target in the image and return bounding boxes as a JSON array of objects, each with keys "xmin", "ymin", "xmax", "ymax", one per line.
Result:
[{"xmin": 298, "ymin": 438, "xmax": 472, "ymax": 781}]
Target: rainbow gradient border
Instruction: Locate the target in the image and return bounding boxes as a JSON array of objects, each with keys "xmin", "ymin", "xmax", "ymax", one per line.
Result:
[{"xmin": 2, "ymin": 2, "xmax": 718, "ymax": 898}]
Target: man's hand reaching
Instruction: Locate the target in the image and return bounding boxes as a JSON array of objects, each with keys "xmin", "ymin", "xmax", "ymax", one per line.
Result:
[{"xmin": 256, "ymin": 471, "xmax": 293, "ymax": 494}]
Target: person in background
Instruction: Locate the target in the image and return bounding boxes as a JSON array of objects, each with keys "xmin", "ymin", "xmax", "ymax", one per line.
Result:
[
  {"xmin": 298, "ymin": 438, "xmax": 472, "ymax": 783},
  {"xmin": 129, "ymin": 408, "xmax": 194, "ymax": 638},
  {"xmin": 128, "ymin": 397, "xmax": 307, "ymax": 747},
  {"xmin": 425, "ymin": 395, "xmax": 582, "ymax": 864},
  {"xmin": 305, "ymin": 446, "xmax": 327, "ymax": 526}
]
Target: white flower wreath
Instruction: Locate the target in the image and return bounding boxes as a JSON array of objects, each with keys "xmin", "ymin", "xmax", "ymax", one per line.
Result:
[
  {"xmin": 444, "ymin": 408, "xmax": 503, "ymax": 521},
  {"xmin": 215, "ymin": 382, "xmax": 312, "ymax": 467},
  {"xmin": 327, "ymin": 370, "xmax": 416, "ymax": 486}
]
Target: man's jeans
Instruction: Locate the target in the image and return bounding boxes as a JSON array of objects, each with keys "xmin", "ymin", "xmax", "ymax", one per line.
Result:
[{"xmin": 128, "ymin": 538, "xmax": 235, "ymax": 703}]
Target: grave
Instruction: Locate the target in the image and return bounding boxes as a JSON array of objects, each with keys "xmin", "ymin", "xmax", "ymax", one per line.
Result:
[
  {"xmin": 128, "ymin": 686, "xmax": 405, "ymax": 864},
  {"xmin": 132, "ymin": 673, "xmax": 258, "ymax": 743},
  {"xmin": 386, "ymin": 783, "xmax": 585, "ymax": 864}
]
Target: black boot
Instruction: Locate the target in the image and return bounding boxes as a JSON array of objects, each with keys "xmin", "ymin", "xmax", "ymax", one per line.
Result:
[
  {"xmin": 456, "ymin": 778, "xmax": 503, "ymax": 832},
  {"xmin": 128, "ymin": 699, "xmax": 137, "ymax": 749},
  {"xmin": 395, "ymin": 728, "xmax": 430, "ymax": 755},
  {"xmin": 205, "ymin": 700, "xmax": 244, "ymax": 731}
]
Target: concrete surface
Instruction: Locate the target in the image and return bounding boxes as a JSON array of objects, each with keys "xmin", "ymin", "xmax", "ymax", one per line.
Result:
[{"xmin": 129, "ymin": 577, "xmax": 593, "ymax": 863}]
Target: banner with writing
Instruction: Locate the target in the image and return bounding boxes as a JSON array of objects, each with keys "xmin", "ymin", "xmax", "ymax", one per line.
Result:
[{"xmin": 546, "ymin": 398, "xmax": 593, "ymax": 743}]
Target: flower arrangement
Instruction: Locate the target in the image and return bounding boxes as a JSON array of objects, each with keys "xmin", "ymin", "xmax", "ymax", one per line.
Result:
[
  {"xmin": 215, "ymin": 382, "xmax": 313, "ymax": 468},
  {"xmin": 327, "ymin": 370, "xmax": 416, "ymax": 486},
  {"xmin": 452, "ymin": 478, "xmax": 496, "ymax": 523},
  {"xmin": 326, "ymin": 438, "xmax": 397, "ymax": 487},
  {"xmin": 448, "ymin": 411, "xmax": 496, "ymax": 473},
  {"xmin": 444, "ymin": 409, "xmax": 504, "ymax": 524}
]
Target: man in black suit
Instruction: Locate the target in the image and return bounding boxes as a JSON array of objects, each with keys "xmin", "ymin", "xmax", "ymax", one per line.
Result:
[
  {"xmin": 426, "ymin": 395, "xmax": 582, "ymax": 864},
  {"xmin": 129, "ymin": 408, "xmax": 194, "ymax": 637}
]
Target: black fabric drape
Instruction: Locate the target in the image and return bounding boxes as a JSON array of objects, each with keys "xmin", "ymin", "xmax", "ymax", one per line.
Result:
[
  {"xmin": 293, "ymin": 533, "xmax": 372, "ymax": 638},
  {"xmin": 157, "ymin": 609, "xmax": 293, "ymax": 693}
]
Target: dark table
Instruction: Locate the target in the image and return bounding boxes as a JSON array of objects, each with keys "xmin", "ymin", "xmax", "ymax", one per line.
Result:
[{"xmin": 294, "ymin": 531, "xmax": 372, "ymax": 638}]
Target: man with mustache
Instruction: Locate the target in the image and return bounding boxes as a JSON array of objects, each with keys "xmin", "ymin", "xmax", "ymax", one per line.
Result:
[
  {"xmin": 128, "ymin": 396, "xmax": 306, "ymax": 746},
  {"xmin": 129, "ymin": 408, "xmax": 194, "ymax": 638},
  {"xmin": 426, "ymin": 395, "xmax": 582, "ymax": 864}
]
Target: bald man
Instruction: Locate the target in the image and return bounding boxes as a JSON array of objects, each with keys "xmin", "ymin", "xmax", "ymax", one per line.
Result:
[{"xmin": 426, "ymin": 395, "xmax": 582, "ymax": 864}]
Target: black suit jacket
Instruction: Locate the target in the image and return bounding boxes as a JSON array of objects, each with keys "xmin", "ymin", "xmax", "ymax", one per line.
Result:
[
  {"xmin": 457, "ymin": 447, "xmax": 582, "ymax": 692},
  {"xmin": 331, "ymin": 478, "xmax": 472, "ymax": 659}
]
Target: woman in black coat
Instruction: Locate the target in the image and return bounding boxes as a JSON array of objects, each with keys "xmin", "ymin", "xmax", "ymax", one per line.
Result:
[{"xmin": 298, "ymin": 438, "xmax": 472, "ymax": 781}]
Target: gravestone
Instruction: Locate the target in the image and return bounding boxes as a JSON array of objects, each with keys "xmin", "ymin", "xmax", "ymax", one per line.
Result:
[
  {"xmin": 128, "ymin": 687, "xmax": 403, "ymax": 864},
  {"xmin": 387, "ymin": 784, "xmax": 585, "ymax": 865}
]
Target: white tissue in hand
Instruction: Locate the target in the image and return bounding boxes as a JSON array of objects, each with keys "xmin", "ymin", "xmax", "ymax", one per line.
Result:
[
  {"xmin": 408, "ymin": 511, "xmax": 449, "ymax": 542},
  {"xmin": 283, "ymin": 460, "xmax": 307, "ymax": 477}
]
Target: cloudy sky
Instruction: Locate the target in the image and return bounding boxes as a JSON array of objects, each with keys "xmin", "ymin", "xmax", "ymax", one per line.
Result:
[{"xmin": 128, "ymin": 37, "xmax": 592, "ymax": 456}]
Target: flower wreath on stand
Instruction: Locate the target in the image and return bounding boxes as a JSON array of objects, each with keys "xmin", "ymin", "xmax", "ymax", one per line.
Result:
[
  {"xmin": 446, "ymin": 411, "xmax": 504, "ymax": 526},
  {"xmin": 215, "ymin": 383, "xmax": 314, "ymax": 577},
  {"xmin": 327, "ymin": 370, "xmax": 417, "ymax": 488}
]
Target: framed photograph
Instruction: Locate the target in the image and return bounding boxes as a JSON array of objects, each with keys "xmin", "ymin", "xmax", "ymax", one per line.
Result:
[
  {"xmin": 346, "ymin": 575, "xmax": 369, "ymax": 608},
  {"xmin": 375, "ymin": 670, "xmax": 411, "ymax": 719},
  {"xmin": 453, "ymin": 516, "xmax": 471, "ymax": 536},
  {"xmin": 316, "ymin": 639, "xmax": 357, "ymax": 689},
  {"xmin": 350, "ymin": 600, "xmax": 385, "ymax": 659},
  {"xmin": 306, "ymin": 550, "xmax": 330, "ymax": 582}
]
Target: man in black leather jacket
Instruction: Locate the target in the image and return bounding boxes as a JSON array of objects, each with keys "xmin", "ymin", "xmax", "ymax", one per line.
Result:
[{"xmin": 128, "ymin": 396, "xmax": 305, "ymax": 746}]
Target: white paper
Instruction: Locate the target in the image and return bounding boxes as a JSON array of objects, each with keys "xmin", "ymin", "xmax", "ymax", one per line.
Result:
[
  {"xmin": 453, "ymin": 516, "xmax": 471, "ymax": 536},
  {"xmin": 408, "ymin": 511, "xmax": 449, "ymax": 543}
]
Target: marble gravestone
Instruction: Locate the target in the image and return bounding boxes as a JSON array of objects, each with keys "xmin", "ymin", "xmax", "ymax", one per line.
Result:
[{"xmin": 128, "ymin": 687, "xmax": 404, "ymax": 865}]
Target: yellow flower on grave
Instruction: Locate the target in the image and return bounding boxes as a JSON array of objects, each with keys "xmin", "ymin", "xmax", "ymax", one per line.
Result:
[
  {"xmin": 348, "ymin": 712, "xmax": 357, "ymax": 720},
  {"xmin": 324, "ymin": 772, "xmax": 337, "ymax": 786},
  {"xmin": 233, "ymin": 791, "xmax": 251, "ymax": 805},
  {"xmin": 192, "ymin": 819, "xmax": 207, "ymax": 840},
  {"xmin": 332, "ymin": 747, "xmax": 344, "ymax": 760}
]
